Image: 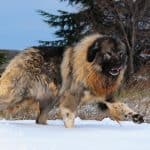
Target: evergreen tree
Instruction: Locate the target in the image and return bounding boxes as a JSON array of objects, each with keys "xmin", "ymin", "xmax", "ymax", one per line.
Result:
[
  {"xmin": 0, "ymin": 52, "xmax": 6, "ymax": 65},
  {"xmin": 38, "ymin": 0, "xmax": 150, "ymax": 74}
]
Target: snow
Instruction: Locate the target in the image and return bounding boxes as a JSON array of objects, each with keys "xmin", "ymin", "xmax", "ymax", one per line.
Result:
[{"xmin": 0, "ymin": 118, "xmax": 150, "ymax": 150}]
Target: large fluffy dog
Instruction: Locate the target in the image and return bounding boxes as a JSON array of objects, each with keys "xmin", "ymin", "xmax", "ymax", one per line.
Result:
[{"xmin": 0, "ymin": 33, "xmax": 144, "ymax": 127}]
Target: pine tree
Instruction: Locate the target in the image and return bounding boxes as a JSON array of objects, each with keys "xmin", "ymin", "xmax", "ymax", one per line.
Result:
[
  {"xmin": 37, "ymin": 9, "xmax": 94, "ymax": 47},
  {"xmin": 0, "ymin": 52, "xmax": 6, "ymax": 65},
  {"xmin": 38, "ymin": 0, "xmax": 150, "ymax": 74}
]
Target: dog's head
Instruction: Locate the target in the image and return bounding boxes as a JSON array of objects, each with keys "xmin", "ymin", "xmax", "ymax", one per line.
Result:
[{"xmin": 87, "ymin": 36, "xmax": 127, "ymax": 77}]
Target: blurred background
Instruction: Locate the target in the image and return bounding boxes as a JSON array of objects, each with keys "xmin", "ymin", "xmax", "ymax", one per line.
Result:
[{"xmin": 0, "ymin": 0, "xmax": 77, "ymax": 50}]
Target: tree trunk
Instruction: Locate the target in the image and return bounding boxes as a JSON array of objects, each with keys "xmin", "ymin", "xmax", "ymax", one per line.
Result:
[{"xmin": 128, "ymin": 48, "xmax": 134, "ymax": 74}]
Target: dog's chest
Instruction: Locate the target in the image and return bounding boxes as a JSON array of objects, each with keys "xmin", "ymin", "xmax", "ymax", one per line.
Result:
[{"xmin": 86, "ymin": 71, "xmax": 119, "ymax": 96}]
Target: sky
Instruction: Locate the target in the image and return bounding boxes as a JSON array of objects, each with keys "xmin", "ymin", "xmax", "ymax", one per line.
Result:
[{"xmin": 0, "ymin": 0, "xmax": 77, "ymax": 50}]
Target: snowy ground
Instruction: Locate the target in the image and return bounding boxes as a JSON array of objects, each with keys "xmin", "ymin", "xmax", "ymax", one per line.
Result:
[{"xmin": 0, "ymin": 118, "xmax": 150, "ymax": 150}]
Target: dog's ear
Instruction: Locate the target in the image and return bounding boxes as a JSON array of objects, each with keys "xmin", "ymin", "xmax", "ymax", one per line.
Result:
[{"xmin": 87, "ymin": 39, "xmax": 100, "ymax": 62}]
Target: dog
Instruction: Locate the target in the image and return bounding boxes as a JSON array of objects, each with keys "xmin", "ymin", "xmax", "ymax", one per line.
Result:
[
  {"xmin": 59, "ymin": 33, "xmax": 144, "ymax": 128},
  {"xmin": 0, "ymin": 33, "xmax": 144, "ymax": 126}
]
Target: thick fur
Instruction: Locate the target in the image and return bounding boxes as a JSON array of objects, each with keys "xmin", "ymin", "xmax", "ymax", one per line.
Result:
[
  {"xmin": 59, "ymin": 33, "xmax": 144, "ymax": 127},
  {"xmin": 0, "ymin": 34, "xmax": 144, "ymax": 126},
  {"xmin": 0, "ymin": 47, "xmax": 63, "ymax": 124}
]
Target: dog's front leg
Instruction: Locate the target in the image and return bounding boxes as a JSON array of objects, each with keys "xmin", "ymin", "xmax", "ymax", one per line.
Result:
[
  {"xmin": 59, "ymin": 91, "xmax": 80, "ymax": 128},
  {"xmin": 106, "ymin": 102, "xmax": 144, "ymax": 123}
]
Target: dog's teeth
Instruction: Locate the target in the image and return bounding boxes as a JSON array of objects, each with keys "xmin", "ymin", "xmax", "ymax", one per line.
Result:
[{"xmin": 109, "ymin": 70, "xmax": 119, "ymax": 76}]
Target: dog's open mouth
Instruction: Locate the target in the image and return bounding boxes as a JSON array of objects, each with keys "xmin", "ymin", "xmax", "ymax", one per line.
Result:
[{"xmin": 109, "ymin": 66, "xmax": 123, "ymax": 76}]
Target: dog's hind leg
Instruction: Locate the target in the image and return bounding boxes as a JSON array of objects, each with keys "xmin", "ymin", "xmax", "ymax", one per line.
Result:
[
  {"xmin": 36, "ymin": 100, "xmax": 49, "ymax": 124},
  {"xmin": 36, "ymin": 95, "xmax": 59, "ymax": 125},
  {"xmin": 35, "ymin": 82, "xmax": 59, "ymax": 125}
]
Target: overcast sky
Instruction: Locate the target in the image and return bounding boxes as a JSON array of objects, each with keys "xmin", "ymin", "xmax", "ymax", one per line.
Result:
[{"xmin": 0, "ymin": 0, "xmax": 77, "ymax": 50}]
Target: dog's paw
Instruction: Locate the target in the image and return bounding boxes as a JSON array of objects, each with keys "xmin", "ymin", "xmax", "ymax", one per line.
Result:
[{"xmin": 132, "ymin": 114, "xmax": 144, "ymax": 124}]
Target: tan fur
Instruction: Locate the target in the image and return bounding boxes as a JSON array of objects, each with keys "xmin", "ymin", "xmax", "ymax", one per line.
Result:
[
  {"xmin": 86, "ymin": 68, "xmax": 125, "ymax": 96},
  {"xmin": 0, "ymin": 34, "xmax": 143, "ymax": 126},
  {"xmin": 60, "ymin": 47, "xmax": 73, "ymax": 94},
  {"xmin": 60, "ymin": 33, "xmax": 144, "ymax": 127},
  {"xmin": 2, "ymin": 99, "xmax": 39, "ymax": 119},
  {"xmin": 49, "ymin": 82, "xmax": 58, "ymax": 96},
  {"xmin": 72, "ymin": 34, "xmax": 124, "ymax": 96},
  {"xmin": 60, "ymin": 107, "xmax": 75, "ymax": 128},
  {"xmin": 106, "ymin": 102, "xmax": 136, "ymax": 121},
  {"xmin": 0, "ymin": 48, "xmax": 61, "ymax": 124},
  {"xmin": 73, "ymin": 34, "xmax": 103, "ymax": 84}
]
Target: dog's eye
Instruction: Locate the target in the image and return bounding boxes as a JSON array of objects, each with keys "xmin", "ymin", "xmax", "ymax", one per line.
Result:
[{"xmin": 104, "ymin": 52, "xmax": 111, "ymax": 59}]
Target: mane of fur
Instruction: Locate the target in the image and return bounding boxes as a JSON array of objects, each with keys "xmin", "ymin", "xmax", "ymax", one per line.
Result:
[
  {"xmin": 60, "ymin": 47, "xmax": 73, "ymax": 93},
  {"xmin": 73, "ymin": 34, "xmax": 102, "ymax": 82},
  {"xmin": 71, "ymin": 33, "xmax": 124, "ymax": 96}
]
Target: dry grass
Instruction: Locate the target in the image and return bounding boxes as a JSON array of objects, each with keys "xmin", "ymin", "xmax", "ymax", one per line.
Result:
[{"xmin": 118, "ymin": 65, "xmax": 150, "ymax": 101}]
